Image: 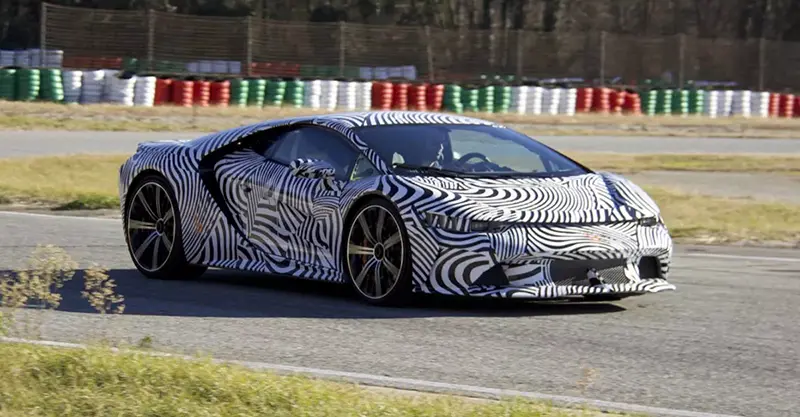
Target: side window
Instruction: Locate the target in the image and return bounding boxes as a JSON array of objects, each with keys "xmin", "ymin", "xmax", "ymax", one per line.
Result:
[
  {"xmin": 351, "ymin": 154, "xmax": 379, "ymax": 180},
  {"xmin": 268, "ymin": 126, "xmax": 360, "ymax": 181},
  {"xmin": 448, "ymin": 128, "xmax": 546, "ymax": 172}
]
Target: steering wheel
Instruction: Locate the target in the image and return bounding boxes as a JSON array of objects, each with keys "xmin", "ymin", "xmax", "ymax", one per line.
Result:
[{"xmin": 456, "ymin": 152, "xmax": 492, "ymax": 165}]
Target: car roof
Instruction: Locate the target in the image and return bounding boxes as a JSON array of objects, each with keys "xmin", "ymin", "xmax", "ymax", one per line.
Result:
[
  {"xmin": 185, "ymin": 110, "xmax": 503, "ymax": 159},
  {"xmin": 317, "ymin": 111, "xmax": 501, "ymax": 128}
]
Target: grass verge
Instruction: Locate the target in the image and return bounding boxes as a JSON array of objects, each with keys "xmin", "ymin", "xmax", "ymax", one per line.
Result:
[
  {"xmin": 566, "ymin": 152, "xmax": 800, "ymax": 174},
  {"xmin": 0, "ymin": 154, "xmax": 797, "ymax": 244},
  {"xmin": 2, "ymin": 101, "xmax": 800, "ymax": 138},
  {"xmin": 0, "ymin": 342, "xmax": 618, "ymax": 417},
  {"xmin": 648, "ymin": 188, "xmax": 800, "ymax": 244}
]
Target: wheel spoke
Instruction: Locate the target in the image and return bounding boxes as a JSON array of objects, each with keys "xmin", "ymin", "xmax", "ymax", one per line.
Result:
[
  {"xmin": 134, "ymin": 232, "xmax": 159, "ymax": 260},
  {"xmin": 128, "ymin": 219, "xmax": 156, "ymax": 230},
  {"xmin": 348, "ymin": 243, "xmax": 373, "ymax": 256},
  {"xmin": 375, "ymin": 210, "xmax": 385, "ymax": 241},
  {"xmin": 136, "ymin": 191, "xmax": 158, "ymax": 220},
  {"xmin": 160, "ymin": 233, "xmax": 172, "ymax": 251},
  {"xmin": 383, "ymin": 232, "xmax": 401, "ymax": 249},
  {"xmin": 354, "ymin": 257, "xmax": 379, "ymax": 287},
  {"xmin": 357, "ymin": 215, "xmax": 377, "ymax": 245},
  {"xmin": 373, "ymin": 262, "xmax": 383, "ymax": 296},
  {"xmin": 162, "ymin": 208, "xmax": 174, "ymax": 223},
  {"xmin": 154, "ymin": 186, "xmax": 163, "ymax": 218},
  {"xmin": 151, "ymin": 237, "xmax": 161, "ymax": 269},
  {"xmin": 382, "ymin": 258, "xmax": 400, "ymax": 279}
]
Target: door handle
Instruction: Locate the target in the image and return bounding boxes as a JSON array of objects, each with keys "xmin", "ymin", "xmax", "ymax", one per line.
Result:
[{"xmin": 242, "ymin": 185, "xmax": 252, "ymax": 193}]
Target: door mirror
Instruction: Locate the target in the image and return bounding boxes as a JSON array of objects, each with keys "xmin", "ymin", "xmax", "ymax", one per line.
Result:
[{"xmin": 290, "ymin": 158, "xmax": 336, "ymax": 180}]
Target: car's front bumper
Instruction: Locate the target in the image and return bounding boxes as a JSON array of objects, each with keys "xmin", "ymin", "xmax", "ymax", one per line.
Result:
[{"xmin": 416, "ymin": 221, "xmax": 675, "ymax": 299}]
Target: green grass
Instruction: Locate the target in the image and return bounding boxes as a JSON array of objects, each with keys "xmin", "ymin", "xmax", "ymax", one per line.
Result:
[
  {"xmin": 0, "ymin": 342, "xmax": 617, "ymax": 417},
  {"xmin": 0, "ymin": 154, "xmax": 122, "ymax": 210},
  {"xmin": 648, "ymin": 188, "xmax": 800, "ymax": 243},
  {"xmin": 565, "ymin": 152, "xmax": 800, "ymax": 174},
  {"xmin": 0, "ymin": 154, "xmax": 797, "ymax": 244}
]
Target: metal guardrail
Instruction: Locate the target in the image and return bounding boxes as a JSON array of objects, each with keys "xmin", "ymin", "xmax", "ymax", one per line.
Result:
[{"xmin": 38, "ymin": 3, "xmax": 800, "ymax": 90}]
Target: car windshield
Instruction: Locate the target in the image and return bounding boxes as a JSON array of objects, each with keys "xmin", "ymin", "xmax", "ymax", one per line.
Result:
[{"xmin": 353, "ymin": 124, "xmax": 590, "ymax": 178}]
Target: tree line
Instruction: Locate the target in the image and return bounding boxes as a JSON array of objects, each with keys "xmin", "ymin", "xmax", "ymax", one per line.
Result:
[{"xmin": 2, "ymin": 0, "xmax": 800, "ymax": 48}]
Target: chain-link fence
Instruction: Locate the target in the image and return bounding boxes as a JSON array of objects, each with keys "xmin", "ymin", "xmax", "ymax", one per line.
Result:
[{"xmin": 40, "ymin": 3, "xmax": 800, "ymax": 91}]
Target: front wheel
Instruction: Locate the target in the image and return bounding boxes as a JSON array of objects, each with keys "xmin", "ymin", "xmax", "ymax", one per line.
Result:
[
  {"xmin": 343, "ymin": 198, "xmax": 412, "ymax": 306},
  {"xmin": 124, "ymin": 174, "xmax": 207, "ymax": 280}
]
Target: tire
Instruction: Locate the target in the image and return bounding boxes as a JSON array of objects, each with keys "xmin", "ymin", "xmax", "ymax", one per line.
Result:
[
  {"xmin": 342, "ymin": 197, "xmax": 412, "ymax": 306},
  {"xmin": 123, "ymin": 174, "xmax": 207, "ymax": 280}
]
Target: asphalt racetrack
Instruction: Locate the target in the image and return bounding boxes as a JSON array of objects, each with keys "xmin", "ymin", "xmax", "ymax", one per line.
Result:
[{"xmin": 0, "ymin": 131, "xmax": 799, "ymax": 417}]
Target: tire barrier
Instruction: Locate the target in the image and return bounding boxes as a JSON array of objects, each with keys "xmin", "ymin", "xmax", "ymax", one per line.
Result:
[
  {"xmin": 391, "ymin": 82, "xmax": 410, "ymax": 111},
  {"xmin": 319, "ymin": 80, "xmax": 338, "ymax": 111},
  {"xmin": 285, "ymin": 79, "xmax": 304, "ymax": 109},
  {"xmin": 154, "ymin": 78, "xmax": 173, "ymax": 106},
  {"xmin": 443, "ymin": 84, "xmax": 463, "ymax": 113},
  {"xmin": 265, "ymin": 79, "xmax": 286, "ymax": 107},
  {"xmin": 336, "ymin": 80, "xmax": 358, "ymax": 111},
  {"xmin": 409, "ymin": 83, "xmax": 427, "ymax": 111},
  {"xmin": 779, "ymin": 94, "xmax": 795, "ymax": 118},
  {"xmin": 209, "ymin": 80, "xmax": 231, "ymax": 107},
  {"xmin": 4, "ymin": 65, "xmax": 800, "ymax": 119},
  {"xmin": 229, "ymin": 79, "xmax": 249, "ymax": 108},
  {"xmin": 172, "ymin": 80, "xmax": 194, "ymax": 107},
  {"xmin": 16, "ymin": 69, "xmax": 41, "ymax": 102},
  {"xmin": 355, "ymin": 81, "xmax": 372, "ymax": 111},
  {"xmin": 247, "ymin": 78, "xmax": 266, "ymax": 107},
  {"xmin": 133, "ymin": 76, "xmax": 157, "ymax": 107},
  {"xmin": 62, "ymin": 70, "xmax": 83, "ymax": 104},
  {"xmin": 0, "ymin": 68, "xmax": 16, "ymax": 100},
  {"xmin": 303, "ymin": 79, "xmax": 322, "ymax": 110},
  {"xmin": 79, "ymin": 70, "xmax": 104, "ymax": 104},
  {"xmin": 426, "ymin": 84, "xmax": 444, "ymax": 111},
  {"xmin": 193, "ymin": 79, "xmax": 211, "ymax": 107},
  {"xmin": 39, "ymin": 68, "xmax": 64, "ymax": 103},
  {"xmin": 107, "ymin": 73, "xmax": 136, "ymax": 106}
]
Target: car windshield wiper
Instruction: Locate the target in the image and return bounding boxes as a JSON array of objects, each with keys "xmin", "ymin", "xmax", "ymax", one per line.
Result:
[{"xmin": 391, "ymin": 163, "xmax": 465, "ymax": 177}]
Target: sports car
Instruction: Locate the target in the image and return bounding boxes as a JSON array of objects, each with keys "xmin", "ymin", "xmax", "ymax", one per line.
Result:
[{"xmin": 119, "ymin": 111, "xmax": 676, "ymax": 306}]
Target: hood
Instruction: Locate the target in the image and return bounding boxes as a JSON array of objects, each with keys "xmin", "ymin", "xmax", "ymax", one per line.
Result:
[{"xmin": 399, "ymin": 172, "xmax": 660, "ymax": 225}]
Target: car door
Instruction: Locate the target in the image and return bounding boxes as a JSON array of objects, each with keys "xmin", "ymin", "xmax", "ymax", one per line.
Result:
[
  {"xmin": 210, "ymin": 128, "xmax": 292, "ymax": 262},
  {"xmin": 250, "ymin": 125, "xmax": 361, "ymax": 271}
]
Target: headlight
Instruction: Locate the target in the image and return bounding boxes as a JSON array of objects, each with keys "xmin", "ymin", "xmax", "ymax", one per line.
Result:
[
  {"xmin": 423, "ymin": 212, "xmax": 504, "ymax": 233},
  {"xmin": 638, "ymin": 216, "xmax": 663, "ymax": 227}
]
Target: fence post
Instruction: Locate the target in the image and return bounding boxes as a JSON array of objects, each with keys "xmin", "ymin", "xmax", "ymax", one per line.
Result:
[
  {"xmin": 758, "ymin": 37, "xmax": 766, "ymax": 91},
  {"xmin": 39, "ymin": 2, "xmax": 47, "ymax": 65},
  {"xmin": 339, "ymin": 21, "xmax": 346, "ymax": 77},
  {"xmin": 678, "ymin": 33, "xmax": 686, "ymax": 89},
  {"xmin": 146, "ymin": 10, "xmax": 154, "ymax": 72},
  {"xmin": 599, "ymin": 31, "xmax": 606, "ymax": 86},
  {"xmin": 246, "ymin": 16, "xmax": 253, "ymax": 77},
  {"xmin": 424, "ymin": 25, "xmax": 435, "ymax": 82},
  {"xmin": 516, "ymin": 29, "xmax": 523, "ymax": 79}
]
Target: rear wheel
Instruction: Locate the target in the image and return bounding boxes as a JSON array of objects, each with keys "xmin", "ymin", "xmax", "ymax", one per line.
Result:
[
  {"xmin": 124, "ymin": 174, "xmax": 207, "ymax": 280},
  {"xmin": 343, "ymin": 198, "xmax": 412, "ymax": 306}
]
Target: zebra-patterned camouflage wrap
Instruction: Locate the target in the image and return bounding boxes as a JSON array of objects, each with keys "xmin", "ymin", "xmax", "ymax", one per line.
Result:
[{"xmin": 119, "ymin": 111, "xmax": 676, "ymax": 300}]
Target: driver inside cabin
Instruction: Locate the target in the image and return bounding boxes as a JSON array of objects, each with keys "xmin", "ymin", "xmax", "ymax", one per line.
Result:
[{"xmin": 374, "ymin": 129, "xmax": 451, "ymax": 168}]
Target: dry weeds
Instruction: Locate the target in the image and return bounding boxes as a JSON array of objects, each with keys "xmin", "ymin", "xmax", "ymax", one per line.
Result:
[{"xmin": 0, "ymin": 245, "xmax": 124, "ymax": 341}]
